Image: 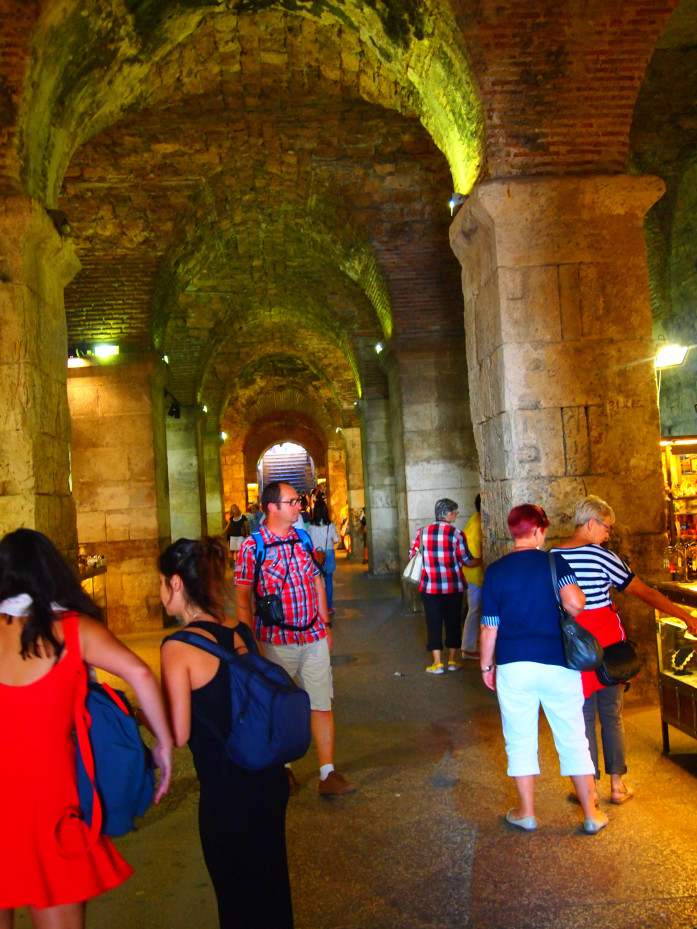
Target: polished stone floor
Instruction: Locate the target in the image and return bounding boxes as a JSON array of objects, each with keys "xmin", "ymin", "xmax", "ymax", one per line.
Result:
[{"xmin": 18, "ymin": 553, "xmax": 697, "ymax": 928}]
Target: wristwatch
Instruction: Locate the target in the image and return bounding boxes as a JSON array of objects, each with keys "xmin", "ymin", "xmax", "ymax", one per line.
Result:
[{"xmin": 481, "ymin": 664, "xmax": 494, "ymax": 673}]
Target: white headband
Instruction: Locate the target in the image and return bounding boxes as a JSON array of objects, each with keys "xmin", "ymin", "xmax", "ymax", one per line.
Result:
[{"xmin": 0, "ymin": 594, "xmax": 67, "ymax": 617}]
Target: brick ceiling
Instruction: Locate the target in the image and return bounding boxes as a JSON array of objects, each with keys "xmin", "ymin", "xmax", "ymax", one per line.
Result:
[
  {"xmin": 6, "ymin": 0, "xmax": 692, "ymax": 437},
  {"xmin": 40, "ymin": 3, "xmax": 479, "ymax": 434}
]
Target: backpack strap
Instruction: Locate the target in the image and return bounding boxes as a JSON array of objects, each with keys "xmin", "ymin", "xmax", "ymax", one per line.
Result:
[
  {"xmin": 165, "ymin": 623, "xmax": 256, "ymax": 750},
  {"xmin": 251, "ymin": 529, "xmax": 321, "ymax": 631},
  {"xmin": 63, "ymin": 613, "xmax": 103, "ymax": 847}
]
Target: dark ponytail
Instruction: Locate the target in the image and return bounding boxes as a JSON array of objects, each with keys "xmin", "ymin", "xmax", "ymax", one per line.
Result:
[
  {"xmin": 158, "ymin": 537, "xmax": 228, "ymax": 622},
  {"xmin": 0, "ymin": 529, "xmax": 102, "ymax": 659}
]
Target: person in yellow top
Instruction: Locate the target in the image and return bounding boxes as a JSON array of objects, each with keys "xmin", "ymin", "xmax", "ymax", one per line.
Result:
[{"xmin": 461, "ymin": 494, "xmax": 484, "ymax": 658}]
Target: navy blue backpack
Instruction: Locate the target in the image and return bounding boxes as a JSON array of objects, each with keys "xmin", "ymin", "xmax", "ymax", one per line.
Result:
[{"xmin": 166, "ymin": 621, "xmax": 311, "ymax": 771}]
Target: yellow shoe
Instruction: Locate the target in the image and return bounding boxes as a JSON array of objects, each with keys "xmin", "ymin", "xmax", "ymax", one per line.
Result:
[{"xmin": 426, "ymin": 662, "xmax": 445, "ymax": 674}]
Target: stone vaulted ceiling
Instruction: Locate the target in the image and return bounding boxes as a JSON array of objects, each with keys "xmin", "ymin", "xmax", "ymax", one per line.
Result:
[{"xmin": 14, "ymin": 0, "xmax": 483, "ymax": 443}]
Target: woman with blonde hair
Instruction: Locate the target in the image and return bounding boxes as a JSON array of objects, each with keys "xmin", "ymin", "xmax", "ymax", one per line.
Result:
[{"xmin": 551, "ymin": 494, "xmax": 697, "ymax": 804}]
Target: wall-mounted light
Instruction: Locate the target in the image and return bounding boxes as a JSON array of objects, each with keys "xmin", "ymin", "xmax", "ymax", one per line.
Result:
[
  {"xmin": 162, "ymin": 355, "xmax": 169, "ymax": 364},
  {"xmin": 449, "ymin": 192, "xmax": 467, "ymax": 216},
  {"xmin": 164, "ymin": 388, "xmax": 181, "ymax": 419},
  {"xmin": 202, "ymin": 405, "xmax": 208, "ymax": 413},
  {"xmin": 93, "ymin": 344, "xmax": 119, "ymax": 358},
  {"xmin": 655, "ymin": 345, "xmax": 689, "ymax": 369},
  {"xmin": 220, "ymin": 431, "xmax": 228, "ymax": 441},
  {"xmin": 335, "ymin": 426, "xmax": 342, "ymax": 434},
  {"xmin": 375, "ymin": 343, "xmax": 383, "ymax": 354}
]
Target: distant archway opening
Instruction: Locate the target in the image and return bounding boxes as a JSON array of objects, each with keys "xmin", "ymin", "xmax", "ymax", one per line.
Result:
[{"xmin": 258, "ymin": 443, "xmax": 318, "ymax": 497}]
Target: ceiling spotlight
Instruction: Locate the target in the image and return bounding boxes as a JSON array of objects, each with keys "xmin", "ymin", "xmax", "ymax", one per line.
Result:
[
  {"xmin": 162, "ymin": 355, "xmax": 169, "ymax": 364},
  {"xmin": 202, "ymin": 404, "xmax": 208, "ymax": 413}
]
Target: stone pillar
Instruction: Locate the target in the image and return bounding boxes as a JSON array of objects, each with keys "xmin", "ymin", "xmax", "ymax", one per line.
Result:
[
  {"xmin": 383, "ymin": 340, "xmax": 480, "ymax": 606},
  {"xmin": 0, "ymin": 196, "xmax": 80, "ymax": 554},
  {"xmin": 220, "ymin": 433, "xmax": 247, "ymax": 516},
  {"xmin": 198, "ymin": 422, "xmax": 225, "ymax": 536},
  {"xmin": 166, "ymin": 406, "xmax": 203, "ymax": 541},
  {"xmin": 450, "ymin": 175, "xmax": 666, "ymax": 693},
  {"xmin": 340, "ymin": 426, "xmax": 364, "ymax": 559},
  {"xmin": 357, "ymin": 398, "xmax": 399, "ymax": 574},
  {"xmin": 67, "ymin": 356, "xmax": 166, "ymax": 633},
  {"xmin": 326, "ymin": 434, "xmax": 348, "ymax": 525}
]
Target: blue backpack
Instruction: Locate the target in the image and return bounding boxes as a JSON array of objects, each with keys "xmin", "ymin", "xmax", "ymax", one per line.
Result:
[
  {"xmin": 166, "ymin": 621, "xmax": 311, "ymax": 771},
  {"xmin": 76, "ymin": 682, "xmax": 156, "ymax": 836},
  {"xmin": 64, "ymin": 615, "xmax": 156, "ymax": 840}
]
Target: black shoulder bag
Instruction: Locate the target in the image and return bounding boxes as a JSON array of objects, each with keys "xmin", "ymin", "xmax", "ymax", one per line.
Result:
[{"xmin": 548, "ymin": 552, "xmax": 603, "ymax": 672}]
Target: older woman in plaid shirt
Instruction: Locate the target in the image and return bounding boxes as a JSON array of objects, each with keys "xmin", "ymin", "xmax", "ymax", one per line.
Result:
[{"xmin": 409, "ymin": 498, "xmax": 481, "ymax": 674}]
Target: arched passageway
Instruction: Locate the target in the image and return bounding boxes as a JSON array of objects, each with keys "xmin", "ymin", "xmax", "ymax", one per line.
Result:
[{"xmin": 1, "ymin": 0, "xmax": 696, "ymax": 689}]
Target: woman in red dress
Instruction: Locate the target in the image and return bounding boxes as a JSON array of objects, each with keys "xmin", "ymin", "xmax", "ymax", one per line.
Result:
[{"xmin": 0, "ymin": 529, "xmax": 173, "ymax": 929}]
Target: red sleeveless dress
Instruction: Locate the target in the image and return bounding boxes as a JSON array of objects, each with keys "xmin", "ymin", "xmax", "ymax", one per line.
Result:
[{"xmin": 0, "ymin": 613, "xmax": 133, "ymax": 908}]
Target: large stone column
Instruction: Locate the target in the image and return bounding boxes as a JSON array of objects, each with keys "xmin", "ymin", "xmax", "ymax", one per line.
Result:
[
  {"xmin": 198, "ymin": 422, "xmax": 225, "ymax": 536},
  {"xmin": 356, "ymin": 398, "xmax": 399, "ymax": 574},
  {"xmin": 0, "ymin": 196, "xmax": 80, "ymax": 554},
  {"xmin": 166, "ymin": 406, "xmax": 203, "ymax": 541},
  {"xmin": 450, "ymin": 175, "xmax": 666, "ymax": 692},
  {"xmin": 341, "ymin": 425, "xmax": 365, "ymax": 559},
  {"xmin": 67, "ymin": 355, "xmax": 167, "ymax": 633},
  {"xmin": 382, "ymin": 340, "xmax": 480, "ymax": 606}
]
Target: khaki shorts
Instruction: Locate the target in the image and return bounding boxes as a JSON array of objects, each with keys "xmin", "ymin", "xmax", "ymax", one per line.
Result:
[{"xmin": 263, "ymin": 637, "xmax": 333, "ymax": 711}]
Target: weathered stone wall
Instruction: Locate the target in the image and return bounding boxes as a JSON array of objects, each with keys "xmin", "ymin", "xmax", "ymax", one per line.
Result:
[
  {"xmin": 451, "ymin": 174, "xmax": 668, "ymax": 695},
  {"xmin": 0, "ymin": 196, "xmax": 79, "ymax": 556},
  {"xmin": 67, "ymin": 356, "xmax": 164, "ymax": 632}
]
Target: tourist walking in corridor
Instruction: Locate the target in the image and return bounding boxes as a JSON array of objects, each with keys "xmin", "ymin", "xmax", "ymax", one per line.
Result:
[
  {"xmin": 0, "ymin": 528, "xmax": 173, "ymax": 929},
  {"xmin": 223, "ymin": 503, "xmax": 248, "ymax": 567},
  {"xmin": 235, "ymin": 481, "xmax": 356, "ymax": 796},
  {"xmin": 307, "ymin": 496, "xmax": 341, "ymax": 614},
  {"xmin": 160, "ymin": 536, "xmax": 293, "ymax": 929},
  {"xmin": 409, "ymin": 497, "xmax": 481, "ymax": 673},
  {"xmin": 480, "ymin": 504, "xmax": 606, "ymax": 834},
  {"xmin": 551, "ymin": 494, "xmax": 697, "ymax": 805}
]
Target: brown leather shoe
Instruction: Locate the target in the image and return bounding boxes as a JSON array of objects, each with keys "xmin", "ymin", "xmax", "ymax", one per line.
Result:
[{"xmin": 318, "ymin": 770, "xmax": 356, "ymax": 797}]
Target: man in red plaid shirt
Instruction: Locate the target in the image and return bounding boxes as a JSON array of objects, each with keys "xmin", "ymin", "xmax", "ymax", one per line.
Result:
[{"xmin": 235, "ymin": 481, "xmax": 356, "ymax": 797}]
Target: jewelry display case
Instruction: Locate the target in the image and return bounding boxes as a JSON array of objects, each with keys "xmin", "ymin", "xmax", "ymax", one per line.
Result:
[{"xmin": 656, "ymin": 610, "xmax": 697, "ymax": 752}]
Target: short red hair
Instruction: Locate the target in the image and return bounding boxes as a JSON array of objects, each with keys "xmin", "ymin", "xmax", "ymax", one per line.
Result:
[{"xmin": 507, "ymin": 504, "xmax": 550, "ymax": 540}]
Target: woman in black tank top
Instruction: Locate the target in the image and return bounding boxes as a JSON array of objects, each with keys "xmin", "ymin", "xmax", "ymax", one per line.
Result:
[{"xmin": 159, "ymin": 537, "xmax": 292, "ymax": 929}]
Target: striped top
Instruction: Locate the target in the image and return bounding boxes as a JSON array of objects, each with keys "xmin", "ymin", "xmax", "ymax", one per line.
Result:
[{"xmin": 548, "ymin": 543, "xmax": 633, "ymax": 608}]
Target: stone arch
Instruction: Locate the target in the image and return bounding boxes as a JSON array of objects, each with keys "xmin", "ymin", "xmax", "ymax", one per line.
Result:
[
  {"xmin": 17, "ymin": 1, "xmax": 484, "ymax": 206},
  {"xmin": 628, "ymin": 0, "xmax": 697, "ymax": 434}
]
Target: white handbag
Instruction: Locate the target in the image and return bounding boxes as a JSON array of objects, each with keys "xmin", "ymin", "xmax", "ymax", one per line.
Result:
[{"xmin": 403, "ymin": 529, "xmax": 426, "ymax": 586}]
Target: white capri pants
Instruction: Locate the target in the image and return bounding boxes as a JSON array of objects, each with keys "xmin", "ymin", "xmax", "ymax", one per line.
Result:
[{"xmin": 496, "ymin": 661, "xmax": 595, "ymax": 778}]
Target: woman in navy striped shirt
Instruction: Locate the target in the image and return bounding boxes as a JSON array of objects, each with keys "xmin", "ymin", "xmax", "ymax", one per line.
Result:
[{"xmin": 552, "ymin": 495, "xmax": 697, "ymax": 805}]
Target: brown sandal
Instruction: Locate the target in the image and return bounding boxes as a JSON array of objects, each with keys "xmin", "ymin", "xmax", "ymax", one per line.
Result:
[{"xmin": 610, "ymin": 785, "xmax": 634, "ymax": 805}]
